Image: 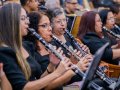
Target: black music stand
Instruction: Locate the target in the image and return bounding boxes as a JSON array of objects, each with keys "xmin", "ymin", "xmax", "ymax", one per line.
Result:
[{"xmin": 80, "ymin": 42, "xmax": 109, "ymax": 90}]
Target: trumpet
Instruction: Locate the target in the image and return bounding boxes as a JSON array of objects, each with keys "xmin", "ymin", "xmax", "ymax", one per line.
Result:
[
  {"xmin": 103, "ymin": 26, "xmax": 120, "ymax": 39},
  {"xmin": 28, "ymin": 28, "xmax": 104, "ymax": 90}
]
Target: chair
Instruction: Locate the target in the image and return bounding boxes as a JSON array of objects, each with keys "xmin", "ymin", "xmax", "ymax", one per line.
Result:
[
  {"xmin": 70, "ymin": 16, "xmax": 81, "ymax": 37},
  {"xmin": 76, "ymin": 38, "xmax": 120, "ymax": 78},
  {"xmin": 100, "ymin": 61, "xmax": 120, "ymax": 78}
]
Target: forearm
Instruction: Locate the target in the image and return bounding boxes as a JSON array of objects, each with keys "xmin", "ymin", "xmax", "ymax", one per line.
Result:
[
  {"xmin": 111, "ymin": 44, "xmax": 118, "ymax": 49},
  {"xmin": 23, "ymin": 72, "xmax": 61, "ymax": 90},
  {"xmin": 41, "ymin": 63, "xmax": 55, "ymax": 78},
  {"xmin": 1, "ymin": 74, "xmax": 12, "ymax": 90},
  {"xmin": 41, "ymin": 70, "xmax": 49, "ymax": 78},
  {"xmin": 44, "ymin": 70, "xmax": 75, "ymax": 90},
  {"xmin": 112, "ymin": 49, "xmax": 120, "ymax": 59}
]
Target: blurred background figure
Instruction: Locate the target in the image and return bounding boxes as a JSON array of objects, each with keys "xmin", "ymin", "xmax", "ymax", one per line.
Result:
[
  {"xmin": 45, "ymin": 0, "xmax": 61, "ymax": 10},
  {"xmin": 110, "ymin": 4, "xmax": 120, "ymax": 27},
  {"xmin": 20, "ymin": 0, "xmax": 39, "ymax": 14},
  {"xmin": 64, "ymin": 0, "xmax": 83, "ymax": 14},
  {"xmin": 0, "ymin": 0, "xmax": 20, "ymax": 6},
  {"xmin": 113, "ymin": 0, "xmax": 120, "ymax": 4}
]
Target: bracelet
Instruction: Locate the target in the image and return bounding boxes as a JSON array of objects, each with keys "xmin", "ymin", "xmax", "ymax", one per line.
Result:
[{"xmin": 46, "ymin": 68, "xmax": 52, "ymax": 74}]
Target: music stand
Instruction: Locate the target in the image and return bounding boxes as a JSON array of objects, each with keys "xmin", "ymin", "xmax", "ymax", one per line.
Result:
[{"xmin": 80, "ymin": 42, "xmax": 109, "ymax": 90}]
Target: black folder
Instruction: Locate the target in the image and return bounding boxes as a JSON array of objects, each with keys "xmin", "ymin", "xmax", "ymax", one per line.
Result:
[{"xmin": 80, "ymin": 42, "xmax": 109, "ymax": 90}]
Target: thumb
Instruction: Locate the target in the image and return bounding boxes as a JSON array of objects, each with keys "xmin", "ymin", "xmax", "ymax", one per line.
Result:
[{"xmin": 0, "ymin": 63, "xmax": 3, "ymax": 71}]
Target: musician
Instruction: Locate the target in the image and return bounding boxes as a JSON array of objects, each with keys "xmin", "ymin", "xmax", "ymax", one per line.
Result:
[
  {"xmin": 90, "ymin": 0, "xmax": 114, "ymax": 8},
  {"xmin": 48, "ymin": 7, "xmax": 116, "ymax": 90},
  {"xmin": 47, "ymin": 7, "xmax": 92, "ymax": 71},
  {"xmin": 26, "ymin": 9, "xmax": 94, "ymax": 89},
  {"xmin": 47, "ymin": 8, "xmax": 96, "ymax": 87},
  {"xmin": 76, "ymin": 11, "xmax": 120, "ymax": 90},
  {"xmin": 0, "ymin": 3, "xmax": 72, "ymax": 90},
  {"xmin": 64, "ymin": 0, "xmax": 80, "ymax": 14},
  {"xmin": 110, "ymin": 4, "xmax": 120, "ymax": 27},
  {"xmin": 27, "ymin": 10, "xmax": 85, "ymax": 89},
  {"xmin": 45, "ymin": 0, "xmax": 61, "ymax": 10},
  {"xmin": 77, "ymin": 11, "xmax": 120, "ymax": 65},
  {"xmin": 99, "ymin": 9, "xmax": 119, "ymax": 45},
  {"xmin": 20, "ymin": 0, "xmax": 39, "ymax": 14},
  {"xmin": 64, "ymin": 0, "xmax": 81, "ymax": 31},
  {"xmin": 99, "ymin": 9, "xmax": 120, "ymax": 57}
]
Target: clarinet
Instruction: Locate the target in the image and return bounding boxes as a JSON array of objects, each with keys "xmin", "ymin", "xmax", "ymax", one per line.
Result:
[
  {"xmin": 53, "ymin": 35, "xmax": 109, "ymax": 89},
  {"xmin": 114, "ymin": 24, "xmax": 120, "ymax": 31},
  {"xmin": 52, "ymin": 35, "xmax": 82, "ymax": 61},
  {"xmin": 65, "ymin": 30, "xmax": 116, "ymax": 89},
  {"xmin": 53, "ymin": 33, "xmax": 116, "ymax": 88},
  {"xmin": 28, "ymin": 28, "xmax": 84, "ymax": 76},
  {"xmin": 103, "ymin": 26, "xmax": 120, "ymax": 39},
  {"xmin": 96, "ymin": 67, "xmax": 116, "ymax": 89},
  {"xmin": 65, "ymin": 30, "xmax": 87, "ymax": 57},
  {"xmin": 28, "ymin": 28, "xmax": 103, "ymax": 90}
]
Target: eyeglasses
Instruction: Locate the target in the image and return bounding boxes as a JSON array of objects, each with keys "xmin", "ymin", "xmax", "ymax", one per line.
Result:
[
  {"xmin": 28, "ymin": 0, "xmax": 38, "ymax": 3},
  {"xmin": 67, "ymin": 2, "xmax": 78, "ymax": 5},
  {"xmin": 96, "ymin": 19, "xmax": 102, "ymax": 22},
  {"xmin": 20, "ymin": 15, "xmax": 29, "ymax": 21},
  {"xmin": 38, "ymin": 23, "xmax": 51, "ymax": 29},
  {"xmin": 35, "ymin": 0, "xmax": 38, "ymax": 2},
  {"xmin": 54, "ymin": 19, "xmax": 66, "ymax": 25},
  {"xmin": 107, "ymin": 17, "xmax": 115, "ymax": 21}
]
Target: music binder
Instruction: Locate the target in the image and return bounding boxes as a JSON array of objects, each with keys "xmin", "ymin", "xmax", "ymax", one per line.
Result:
[{"xmin": 80, "ymin": 42, "xmax": 109, "ymax": 90}]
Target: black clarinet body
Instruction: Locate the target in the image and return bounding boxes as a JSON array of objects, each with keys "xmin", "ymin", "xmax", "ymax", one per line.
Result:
[
  {"xmin": 28, "ymin": 28, "xmax": 85, "ymax": 76},
  {"xmin": 103, "ymin": 26, "xmax": 120, "ymax": 39},
  {"xmin": 65, "ymin": 30, "xmax": 116, "ymax": 89},
  {"xmin": 65, "ymin": 30, "xmax": 87, "ymax": 57},
  {"xmin": 28, "ymin": 28, "xmax": 104, "ymax": 90},
  {"xmin": 115, "ymin": 24, "xmax": 120, "ymax": 31},
  {"xmin": 52, "ymin": 35, "xmax": 82, "ymax": 61}
]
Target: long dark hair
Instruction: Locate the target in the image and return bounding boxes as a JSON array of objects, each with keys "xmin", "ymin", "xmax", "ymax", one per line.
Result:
[
  {"xmin": 99, "ymin": 9, "xmax": 111, "ymax": 26},
  {"xmin": 0, "ymin": 3, "xmax": 31, "ymax": 80},
  {"xmin": 25, "ymin": 11, "xmax": 48, "ymax": 48},
  {"xmin": 77, "ymin": 11, "xmax": 97, "ymax": 39}
]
